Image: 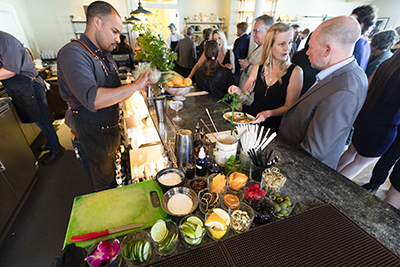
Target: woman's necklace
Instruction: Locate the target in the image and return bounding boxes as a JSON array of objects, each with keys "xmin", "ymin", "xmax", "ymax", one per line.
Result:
[{"xmin": 264, "ymin": 65, "xmax": 275, "ymax": 96}]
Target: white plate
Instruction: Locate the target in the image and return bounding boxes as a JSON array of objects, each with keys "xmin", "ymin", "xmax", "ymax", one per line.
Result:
[{"xmin": 223, "ymin": 112, "xmax": 255, "ymax": 125}]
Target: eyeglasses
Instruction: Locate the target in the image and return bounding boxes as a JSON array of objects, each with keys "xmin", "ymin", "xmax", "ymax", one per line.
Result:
[{"xmin": 252, "ymin": 28, "xmax": 267, "ymax": 34}]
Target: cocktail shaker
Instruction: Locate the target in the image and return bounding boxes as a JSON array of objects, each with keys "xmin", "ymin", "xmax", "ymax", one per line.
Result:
[
  {"xmin": 153, "ymin": 96, "xmax": 166, "ymax": 123},
  {"xmin": 175, "ymin": 129, "xmax": 194, "ymax": 168}
]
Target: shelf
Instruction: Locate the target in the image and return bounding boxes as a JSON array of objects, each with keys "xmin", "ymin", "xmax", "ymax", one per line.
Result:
[{"xmin": 186, "ymin": 21, "xmax": 224, "ymax": 24}]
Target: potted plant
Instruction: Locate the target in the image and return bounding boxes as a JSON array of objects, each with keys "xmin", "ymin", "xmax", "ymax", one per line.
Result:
[
  {"xmin": 132, "ymin": 17, "xmax": 177, "ymax": 71},
  {"xmin": 215, "ymin": 92, "xmax": 250, "ymax": 134}
]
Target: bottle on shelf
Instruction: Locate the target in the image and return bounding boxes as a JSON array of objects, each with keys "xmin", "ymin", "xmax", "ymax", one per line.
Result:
[{"xmin": 196, "ymin": 147, "xmax": 207, "ymax": 177}]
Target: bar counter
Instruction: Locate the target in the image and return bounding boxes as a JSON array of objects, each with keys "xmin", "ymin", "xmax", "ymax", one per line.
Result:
[{"xmin": 148, "ymin": 71, "xmax": 400, "ymax": 257}]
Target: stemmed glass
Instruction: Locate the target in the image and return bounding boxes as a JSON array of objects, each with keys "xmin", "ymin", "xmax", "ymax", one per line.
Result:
[{"xmin": 170, "ymin": 101, "xmax": 183, "ymax": 122}]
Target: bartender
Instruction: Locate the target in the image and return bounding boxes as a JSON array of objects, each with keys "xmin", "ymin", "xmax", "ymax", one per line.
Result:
[
  {"xmin": 166, "ymin": 23, "xmax": 184, "ymax": 51},
  {"xmin": 0, "ymin": 30, "xmax": 64, "ymax": 165},
  {"xmin": 57, "ymin": 1, "xmax": 151, "ymax": 191}
]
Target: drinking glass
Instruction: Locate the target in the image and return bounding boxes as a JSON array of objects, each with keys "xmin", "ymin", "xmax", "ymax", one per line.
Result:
[
  {"xmin": 149, "ymin": 67, "xmax": 161, "ymax": 83},
  {"xmin": 170, "ymin": 101, "xmax": 183, "ymax": 122}
]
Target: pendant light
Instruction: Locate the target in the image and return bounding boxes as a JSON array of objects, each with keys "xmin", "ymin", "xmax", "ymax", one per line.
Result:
[
  {"xmin": 125, "ymin": 15, "xmax": 141, "ymax": 24},
  {"xmin": 130, "ymin": 0, "xmax": 152, "ymax": 16}
]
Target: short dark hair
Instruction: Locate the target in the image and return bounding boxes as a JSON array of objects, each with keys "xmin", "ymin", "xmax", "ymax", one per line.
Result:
[
  {"xmin": 203, "ymin": 28, "xmax": 213, "ymax": 40},
  {"xmin": 371, "ymin": 30, "xmax": 398, "ymax": 51},
  {"xmin": 255, "ymin": 14, "xmax": 274, "ymax": 29},
  {"xmin": 187, "ymin": 27, "xmax": 194, "ymax": 36},
  {"xmin": 86, "ymin": 1, "xmax": 118, "ymax": 23},
  {"xmin": 237, "ymin": 22, "xmax": 248, "ymax": 32},
  {"xmin": 291, "ymin": 24, "xmax": 300, "ymax": 30},
  {"xmin": 119, "ymin": 34, "xmax": 126, "ymax": 43},
  {"xmin": 302, "ymin": 28, "xmax": 310, "ymax": 35},
  {"xmin": 351, "ymin": 4, "xmax": 377, "ymax": 34}
]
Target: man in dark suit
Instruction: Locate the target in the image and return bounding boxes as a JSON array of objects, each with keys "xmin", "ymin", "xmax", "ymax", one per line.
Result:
[
  {"xmin": 233, "ymin": 22, "xmax": 250, "ymax": 82},
  {"xmin": 174, "ymin": 27, "xmax": 197, "ymax": 77},
  {"xmin": 279, "ymin": 16, "xmax": 368, "ymax": 169}
]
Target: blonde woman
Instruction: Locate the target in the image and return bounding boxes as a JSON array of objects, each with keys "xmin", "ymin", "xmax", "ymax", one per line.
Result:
[
  {"xmin": 228, "ymin": 23, "xmax": 303, "ymax": 132},
  {"xmin": 188, "ymin": 28, "xmax": 235, "ymax": 79}
]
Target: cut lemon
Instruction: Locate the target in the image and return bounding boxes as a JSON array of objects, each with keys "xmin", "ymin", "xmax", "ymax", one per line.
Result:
[
  {"xmin": 213, "ymin": 208, "xmax": 230, "ymax": 226},
  {"xmin": 151, "ymin": 220, "xmax": 167, "ymax": 243}
]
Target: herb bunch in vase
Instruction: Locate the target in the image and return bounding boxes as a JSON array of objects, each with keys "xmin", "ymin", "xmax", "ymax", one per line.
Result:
[{"xmin": 132, "ymin": 17, "xmax": 177, "ymax": 71}]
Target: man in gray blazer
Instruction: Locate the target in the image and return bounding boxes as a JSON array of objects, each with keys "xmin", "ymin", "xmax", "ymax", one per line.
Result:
[
  {"xmin": 238, "ymin": 14, "xmax": 274, "ymax": 90},
  {"xmin": 174, "ymin": 27, "xmax": 197, "ymax": 77},
  {"xmin": 279, "ymin": 16, "xmax": 368, "ymax": 169}
]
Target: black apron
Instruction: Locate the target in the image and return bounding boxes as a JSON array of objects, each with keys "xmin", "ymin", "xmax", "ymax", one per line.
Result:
[
  {"xmin": 1, "ymin": 74, "xmax": 42, "ymax": 123},
  {"xmin": 171, "ymin": 41, "xmax": 178, "ymax": 52},
  {"xmin": 71, "ymin": 40, "xmax": 121, "ymax": 191}
]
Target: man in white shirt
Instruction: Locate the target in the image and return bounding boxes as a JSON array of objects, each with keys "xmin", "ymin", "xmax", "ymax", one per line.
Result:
[
  {"xmin": 166, "ymin": 23, "xmax": 184, "ymax": 51},
  {"xmin": 279, "ymin": 16, "xmax": 368, "ymax": 169}
]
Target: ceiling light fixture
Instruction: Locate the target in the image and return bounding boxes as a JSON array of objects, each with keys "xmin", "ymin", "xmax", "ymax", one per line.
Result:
[{"xmin": 130, "ymin": 0, "xmax": 152, "ymax": 16}]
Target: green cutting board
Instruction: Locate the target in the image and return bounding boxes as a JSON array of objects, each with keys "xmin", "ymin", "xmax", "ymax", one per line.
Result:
[{"xmin": 64, "ymin": 180, "xmax": 167, "ymax": 248}]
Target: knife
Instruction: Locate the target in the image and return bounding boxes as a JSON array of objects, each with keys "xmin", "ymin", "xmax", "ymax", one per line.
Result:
[{"xmin": 70, "ymin": 223, "xmax": 143, "ymax": 242}]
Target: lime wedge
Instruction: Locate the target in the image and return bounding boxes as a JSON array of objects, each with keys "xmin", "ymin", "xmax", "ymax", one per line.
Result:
[
  {"xmin": 187, "ymin": 216, "xmax": 203, "ymax": 227},
  {"xmin": 142, "ymin": 241, "xmax": 150, "ymax": 261},
  {"xmin": 151, "ymin": 220, "xmax": 167, "ymax": 243},
  {"xmin": 182, "ymin": 221, "xmax": 197, "ymax": 230},
  {"xmin": 180, "ymin": 224, "xmax": 196, "ymax": 238},
  {"xmin": 195, "ymin": 224, "xmax": 203, "ymax": 238}
]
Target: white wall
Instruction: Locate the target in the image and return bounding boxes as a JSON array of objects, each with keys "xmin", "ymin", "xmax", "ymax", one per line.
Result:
[
  {"xmin": 372, "ymin": 0, "xmax": 400, "ymax": 29},
  {"xmin": 2, "ymin": 0, "xmax": 398, "ymax": 59}
]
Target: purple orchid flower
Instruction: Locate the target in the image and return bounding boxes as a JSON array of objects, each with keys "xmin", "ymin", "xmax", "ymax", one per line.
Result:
[{"xmin": 85, "ymin": 240, "xmax": 120, "ymax": 267}]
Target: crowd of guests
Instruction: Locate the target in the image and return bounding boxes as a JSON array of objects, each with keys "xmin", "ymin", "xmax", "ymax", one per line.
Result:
[{"xmin": 167, "ymin": 4, "xmax": 400, "ymax": 209}]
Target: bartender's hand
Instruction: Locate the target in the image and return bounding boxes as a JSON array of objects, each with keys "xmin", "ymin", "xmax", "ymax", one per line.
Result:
[
  {"xmin": 134, "ymin": 69, "xmax": 152, "ymax": 91},
  {"xmin": 239, "ymin": 59, "xmax": 250, "ymax": 70},
  {"xmin": 228, "ymin": 85, "xmax": 241, "ymax": 95},
  {"xmin": 253, "ymin": 110, "xmax": 271, "ymax": 124}
]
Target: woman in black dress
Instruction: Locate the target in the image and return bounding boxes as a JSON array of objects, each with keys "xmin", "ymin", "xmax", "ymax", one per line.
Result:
[
  {"xmin": 337, "ymin": 50, "xmax": 400, "ymax": 180},
  {"xmin": 193, "ymin": 40, "xmax": 235, "ymax": 98},
  {"xmin": 228, "ymin": 23, "xmax": 303, "ymax": 132},
  {"xmin": 188, "ymin": 29, "xmax": 235, "ymax": 79}
]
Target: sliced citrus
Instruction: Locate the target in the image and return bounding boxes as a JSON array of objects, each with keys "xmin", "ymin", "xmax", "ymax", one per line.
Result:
[
  {"xmin": 195, "ymin": 224, "xmax": 203, "ymax": 238},
  {"xmin": 180, "ymin": 224, "xmax": 196, "ymax": 239},
  {"xmin": 213, "ymin": 208, "xmax": 231, "ymax": 226},
  {"xmin": 187, "ymin": 216, "xmax": 203, "ymax": 227},
  {"xmin": 150, "ymin": 220, "xmax": 167, "ymax": 243},
  {"xmin": 183, "ymin": 221, "xmax": 197, "ymax": 230},
  {"xmin": 205, "ymin": 212, "xmax": 226, "ymax": 226}
]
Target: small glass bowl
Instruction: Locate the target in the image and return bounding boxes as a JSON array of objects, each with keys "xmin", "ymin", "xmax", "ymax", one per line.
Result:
[
  {"xmin": 228, "ymin": 202, "xmax": 255, "ymax": 234},
  {"xmin": 249, "ymin": 196, "xmax": 275, "ymax": 225},
  {"xmin": 119, "ymin": 231, "xmax": 152, "ymax": 266},
  {"xmin": 198, "ymin": 188, "xmax": 220, "ymax": 214},
  {"xmin": 188, "ymin": 178, "xmax": 207, "ymax": 194},
  {"xmin": 86, "ymin": 239, "xmax": 120, "ymax": 267},
  {"xmin": 204, "ymin": 209, "xmax": 229, "ymax": 240},
  {"xmin": 207, "ymin": 173, "xmax": 226, "ymax": 194},
  {"xmin": 220, "ymin": 186, "xmax": 244, "ymax": 211},
  {"xmin": 269, "ymin": 191, "xmax": 294, "ymax": 218},
  {"xmin": 151, "ymin": 221, "xmax": 179, "ymax": 256},
  {"xmin": 179, "ymin": 215, "xmax": 206, "ymax": 248},
  {"xmin": 243, "ymin": 180, "xmax": 266, "ymax": 205},
  {"xmin": 226, "ymin": 172, "xmax": 248, "ymax": 191}
]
